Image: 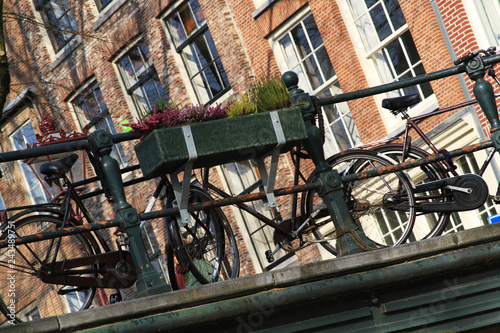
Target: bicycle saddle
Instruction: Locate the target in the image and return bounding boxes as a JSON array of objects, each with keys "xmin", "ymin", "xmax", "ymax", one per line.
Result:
[
  {"xmin": 40, "ymin": 153, "xmax": 79, "ymax": 179},
  {"xmin": 382, "ymin": 93, "xmax": 421, "ymax": 112}
]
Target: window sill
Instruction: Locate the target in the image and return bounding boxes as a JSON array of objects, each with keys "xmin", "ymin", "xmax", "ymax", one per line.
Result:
[
  {"xmin": 49, "ymin": 36, "xmax": 82, "ymax": 71},
  {"xmin": 93, "ymin": 0, "xmax": 128, "ymax": 31}
]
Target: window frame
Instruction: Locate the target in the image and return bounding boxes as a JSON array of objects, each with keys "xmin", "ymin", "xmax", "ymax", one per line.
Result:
[
  {"xmin": 70, "ymin": 78, "xmax": 128, "ymax": 168},
  {"xmin": 164, "ymin": 0, "xmax": 231, "ymax": 105},
  {"xmin": 336, "ymin": 0, "xmax": 439, "ymax": 131},
  {"xmin": 10, "ymin": 121, "xmax": 51, "ymax": 204},
  {"xmin": 35, "ymin": 0, "xmax": 78, "ymax": 54},
  {"xmin": 269, "ymin": 7, "xmax": 362, "ymax": 157},
  {"xmin": 115, "ymin": 42, "xmax": 168, "ymax": 116}
]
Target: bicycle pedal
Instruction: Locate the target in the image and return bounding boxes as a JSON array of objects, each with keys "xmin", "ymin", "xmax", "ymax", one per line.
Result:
[
  {"xmin": 109, "ymin": 292, "xmax": 122, "ymax": 304},
  {"xmin": 265, "ymin": 250, "xmax": 275, "ymax": 263}
]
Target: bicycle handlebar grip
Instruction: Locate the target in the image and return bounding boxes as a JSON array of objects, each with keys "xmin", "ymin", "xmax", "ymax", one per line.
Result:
[{"xmin": 454, "ymin": 53, "xmax": 474, "ymax": 66}]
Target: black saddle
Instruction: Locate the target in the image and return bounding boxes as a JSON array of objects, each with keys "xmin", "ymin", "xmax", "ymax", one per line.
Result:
[
  {"xmin": 382, "ymin": 94, "xmax": 421, "ymax": 113},
  {"xmin": 39, "ymin": 153, "xmax": 79, "ymax": 179}
]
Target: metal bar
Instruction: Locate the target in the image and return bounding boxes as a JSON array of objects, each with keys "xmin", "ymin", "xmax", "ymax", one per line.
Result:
[
  {"xmin": 342, "ymin": 140, "xmax": 494, "ymax": 183},
  {"xmin": 1, "ymin": 183, "xmax": 320, "ymax": 249},
  {"xmin": 140, "ymin": 183, "xmax": 319, "ymax": 229},
  {"xmin": 317, "ymin": 54, "xmax": 500, "ymax": 106},
  {"xmin": 0, "ymin": 220, "xmax": 120, "ymax": 248}
]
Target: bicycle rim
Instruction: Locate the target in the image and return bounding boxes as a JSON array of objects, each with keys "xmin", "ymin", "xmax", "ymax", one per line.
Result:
[
  {"xmin": 303, "ymin": 150, "xmax": 416, "ymax": 255},
  {"xmin": 166, "ymin": 187, "xmax": 228, "ymax": 285},
  {"xmin": 0, "ymin": 215, "xmax": 97, "ymax": 323}
]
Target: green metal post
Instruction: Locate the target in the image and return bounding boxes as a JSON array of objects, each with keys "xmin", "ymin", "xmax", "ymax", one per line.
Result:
[
  {"xmin": 282, "ymin": 71, "xmax": 374, "ymax": 255},
  {"xmin": 466, "ymin": 55, "xmax": 500, "ymax": 149},
  {"xmin": 88, "ymin": 130, "xmax": 171, "ymax": 296}
]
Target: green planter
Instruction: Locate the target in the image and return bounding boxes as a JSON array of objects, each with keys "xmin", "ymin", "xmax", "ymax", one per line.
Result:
[{"xmin": 134, "ymin": 107, "xmax": 307, "ymax": 178}]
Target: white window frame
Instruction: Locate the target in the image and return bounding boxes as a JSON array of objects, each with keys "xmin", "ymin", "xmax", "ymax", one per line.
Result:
[
  {"xmin": 269, "ymin": 7, "xmax": 362, "ymax": 157},
  {"xmin": 162, "ymin": 0, "xmax": 232, "ymax": 105},
  {"xmin": 337, "ymin": 0, "xmax": 438, "ymax": 132},
  {"xmin": 463, "ymin": 0, "xmax": 500, "ymax": 49},
  {"xmin": 69, "ymin": 78, "xmax": 128, "ymax": 169},
  {"xmin": 10, "ymin": 121, "xmax": 51, "ymax": 204},
  {"xmin": 113, "ymin": 40, "xmax": 168, "ymax": 118},
  {"xmin": 217, "ymin": 161, "xmax": 298, "ymax": 272},
  {"xmin": 29, "ymin": 0, "xmax": 81, "ymax": 66}
]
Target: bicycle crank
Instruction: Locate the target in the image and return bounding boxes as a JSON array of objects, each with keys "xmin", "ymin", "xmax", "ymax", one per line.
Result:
[
  {"xmin": 40, "ymin": 251, "xmax": 137, "ymax": 288},
  {"xmin": 414, "ymin": 173, "xmax": 489, "ymax": 212}
]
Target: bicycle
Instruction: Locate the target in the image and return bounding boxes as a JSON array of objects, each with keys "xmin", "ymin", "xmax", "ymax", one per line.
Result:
[
  {"xmin": 0, "ymin": 153, "xmax": 132, "ymax": 323},
  {"xmin": 367, "ymin": 47, "xmax": 499, "ymax": 241},
  {"xmin": 186, "ymin": 146, "xmax": 417, "ymax": 260}
]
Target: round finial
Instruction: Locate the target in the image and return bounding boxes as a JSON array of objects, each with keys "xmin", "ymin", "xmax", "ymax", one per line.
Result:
[{"xmin": 282, "ymin": 71, "xmax": 299, "ymax": 90}]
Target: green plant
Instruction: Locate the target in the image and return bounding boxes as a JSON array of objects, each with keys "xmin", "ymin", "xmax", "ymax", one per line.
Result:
[
  {"xmin": 248, "ymin": 75, "xmax": 291, "ymax": 113},
  {"xmin": 226, "ymin": 96, "xmax": 257, "ymax": 117}
]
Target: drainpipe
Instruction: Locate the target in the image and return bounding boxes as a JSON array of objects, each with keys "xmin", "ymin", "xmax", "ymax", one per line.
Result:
[{"xmin": 431, "ymin": 0, "xmax": 500, "ymax": 180}]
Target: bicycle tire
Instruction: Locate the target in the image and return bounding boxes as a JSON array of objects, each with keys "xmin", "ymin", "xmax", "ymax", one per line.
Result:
[
  {"xmin": 0, "ymin": 215, "xmax": 99, "ymax": 323},
  {"xmin": 166, "ymin": 208, "xmax": 240, "ymax": 290},
  {"xmin": 166, "ymin": 187, "xmax": 238, "ymax": 286},
  {"xmin": 301, "ymin": 150, "xmax": 416, "ymax": 255},
  {"xmin": 371, "ymin": 143, "xmax": 451, "ymax": 240}
]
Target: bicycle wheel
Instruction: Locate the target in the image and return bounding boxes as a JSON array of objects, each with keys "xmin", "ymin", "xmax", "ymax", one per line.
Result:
[
  {"xmin": 0, "ymin": 215, "xmax": 99, "ymax": 323},
  {"xmin": 301, "ymin": 150, "xmax": 416, "ymax": 256},
  {"xmin": 166, "ymin": 213, "xmax": 239, "ymax": 290},
  {"xmin": 372, "ymin": 143, "xmax": 451, "ymax": 240},
  {"xmin": 166, "ymin": 187, "xmax": 238, "ymax": 286}
]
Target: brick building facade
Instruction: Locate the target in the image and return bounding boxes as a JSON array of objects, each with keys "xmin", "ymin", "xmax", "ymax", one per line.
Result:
[{"xmin": 1, "ymin": 0, "xmax": 499, "ymax": 322}]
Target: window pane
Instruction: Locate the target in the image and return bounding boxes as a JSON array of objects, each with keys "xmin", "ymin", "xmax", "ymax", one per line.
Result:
[
  {"xmin": 401, "ymin": 30, "xmax": 419, "ymax": 65},
  {"xmin": 414, "ymin": 63, "xmax": 434, "ymax": 98},
  {"xmin": 279, "ymin": 34, "xmax": 300, "ymax": 68},
  {"xmin": 180, "ymin": 3, "xmax": 197, "ymax": 37},
  {"xmin": 386, "ymin": 38, "xmax": 409, "ymax": 76},
  {"xmin": 304, "ymin": 15, "xmax": 322, "ymax": 50},
  {"xmin": 384, "ymin": 0, "xmax": 405, "ymax": 31},
  {"xmin": 291, "ymin": 24, "xmax": 311, "ymax": 59},
  {"xmin": 370, "ymin": 3, "xmax": 391, "ymax": 41},
  {"xmin": 316, "ymin": 46, "xmax": 335, "ymax": 81},
  {"xmin": 303, "ymin": 55, "xmax": 323, "ymax": 90},
  {"xmin": 168, "ymin": 14, "xmax": 186, "ymax": 46}
]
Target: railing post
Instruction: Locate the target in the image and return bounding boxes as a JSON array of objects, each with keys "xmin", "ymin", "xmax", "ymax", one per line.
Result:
[
  {"xmin": 282, "ymin": 71, "xmax": 374, "ymax": 255},
  {"xmin": 466, "ymin": 55, "xmax": 500, "ymax": 148},
  {"xmin": 88, "ymin": 130, "xmax": 171, "ymax": 296}
]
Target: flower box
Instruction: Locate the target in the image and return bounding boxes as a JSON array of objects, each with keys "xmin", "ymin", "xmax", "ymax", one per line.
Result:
[{"xmin": 134, "ymin": 107, "xmax": 307, "ymax": 178}]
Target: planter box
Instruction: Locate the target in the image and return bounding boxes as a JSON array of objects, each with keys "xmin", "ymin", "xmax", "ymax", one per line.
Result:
[{"xmin": 134, "ymin": 107, "xmax": 307, "ymax": 178}]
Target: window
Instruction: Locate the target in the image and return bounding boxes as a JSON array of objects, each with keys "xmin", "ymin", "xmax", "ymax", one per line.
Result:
[
  {"xmin": 72, "ymin": 80, "xmax": 127, "ymax": 167},
  {"xmin": 64, "ymin": 289, "xmax": 91, "ymax": 312},
  {"xmin": 36, "ymin": 0, "xmax": 78, "ymax": 53},
  {"xmin": 95, "ymin": 0, "xmax": 113, "ymax": 12},
  {"xmin": 474, "ymin": 0, "xmax": 500, "ymax": 47},
  {"xmin": 25, "ymin": 307, "xmax": 41, "ymax": 321},
  {"xmin": 166, "ymin": 0, "xmax": 230, "ymax": 104},
  {"xmin": 116, "ymin": 44, "xmax": 168, "ymax": 115},
  {"xmin": 274, "ymin": 13, "xmax": 362, "ymax": 157},
  {"xmin": 348, "ymin": 0, "xmax": 433, "ymax": 100},
  {"xmin": 221, "ymin": 161, "xmax": 295, "ymax": 271},
  {"xmin": 10, "ymin": 122, "xmax": 51, "ymax": 204}
]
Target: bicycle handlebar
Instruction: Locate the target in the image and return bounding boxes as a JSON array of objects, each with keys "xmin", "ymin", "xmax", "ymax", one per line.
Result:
[{"xmin": 454, "ymin": 47, "xmax": 498, "ymax": 66}]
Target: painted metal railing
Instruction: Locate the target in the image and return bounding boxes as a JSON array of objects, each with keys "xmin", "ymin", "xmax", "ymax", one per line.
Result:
[{"xmin": 0, "ymin": 52, "xmax": 499, "ymax": 295}]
